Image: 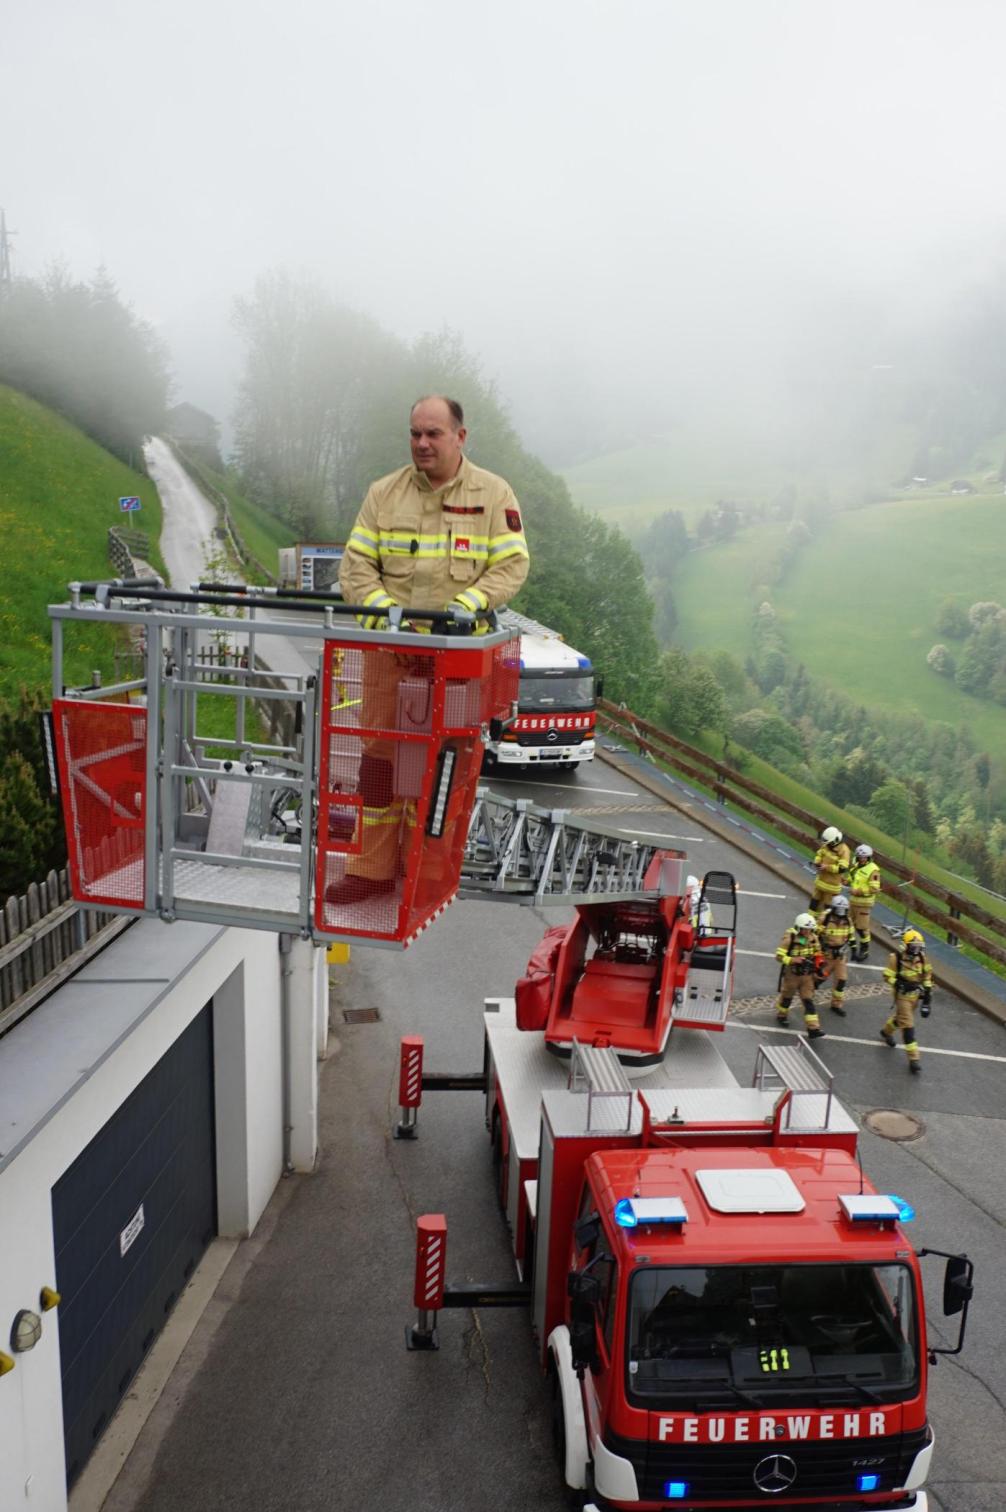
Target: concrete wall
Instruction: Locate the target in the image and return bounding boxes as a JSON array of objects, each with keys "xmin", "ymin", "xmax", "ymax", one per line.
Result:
[{"xmin": 0, "ymin": 918, "xmax": 321, "ymax": 1512}]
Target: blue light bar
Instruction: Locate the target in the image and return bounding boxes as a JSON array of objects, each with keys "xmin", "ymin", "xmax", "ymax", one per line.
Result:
[
  {"xmin": 664, "ymin": 1482, "xmax": 689, "ymax": 1500},
  {"xmin": 577, "ymin": 655, "xmax": 591, "ymax": 668},
  {"xmin": 888, "ymin": 1194, "xmax": 916, "ymax": 1222},
  {"xmin": 518, "ymin": 658, "xmax": 525, "ymax": 669},
  {"xmin": 857, "ymin": 1472, "xmax": 880, "ymax": 1492},
  {"xmin": 614, "ymin": 1197, "xmax": 688, "ymax": 1228}
]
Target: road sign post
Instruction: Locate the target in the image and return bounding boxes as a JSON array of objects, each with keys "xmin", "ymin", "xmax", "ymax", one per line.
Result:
[{"xmin": 118, "ymin": 496, "xmax": 142, "ymax": 513}]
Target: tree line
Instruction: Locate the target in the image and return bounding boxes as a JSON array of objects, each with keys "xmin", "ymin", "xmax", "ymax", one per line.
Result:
[
  {"xmin": 231, "ymin": 272, "xmax": 660, "ymax": 709},
  {"xmin": 0, "ymin": 266, "xmax": 169, "ymax": 463}
]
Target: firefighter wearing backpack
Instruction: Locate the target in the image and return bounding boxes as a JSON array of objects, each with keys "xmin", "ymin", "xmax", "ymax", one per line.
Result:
[
  {"xmin": 880, "ymin": 929, "xmax": 932, "ymax": 1074},
  {"xmin": 848, "ymin": 843, "xmax": 881, "ymax": 960},
  {"xmin": 810, "ymin": 825, "xmax": 851, "ymax": 919},
  {"xmin": 815, "ymin": 895, "xmax": 855, "ymax": 1017},
  {"xmin": 775, "ymin": 912, "xmax": 825, "ymax": 1039}
]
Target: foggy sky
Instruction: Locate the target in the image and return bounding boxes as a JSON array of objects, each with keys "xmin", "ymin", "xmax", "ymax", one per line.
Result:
[{"xmin": 4, "ymin": 0, "xmax": 1006, "ymax": 463}]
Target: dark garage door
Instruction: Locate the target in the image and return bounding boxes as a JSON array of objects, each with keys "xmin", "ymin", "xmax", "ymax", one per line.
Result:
[{"xmin": 53, "ymin": 1004, "xmax": 217, "ymax": 1486}]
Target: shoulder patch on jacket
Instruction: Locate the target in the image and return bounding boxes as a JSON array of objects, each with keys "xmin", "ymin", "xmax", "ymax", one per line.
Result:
[{"xmin": 506, "ymin": 507, "xmax": 522, "ymax": 532}]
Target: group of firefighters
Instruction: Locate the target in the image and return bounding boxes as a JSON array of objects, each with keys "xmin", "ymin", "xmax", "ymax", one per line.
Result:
[{"xmin": 774, "ymin": 827, "xmax": 933, "ymax": 1074}]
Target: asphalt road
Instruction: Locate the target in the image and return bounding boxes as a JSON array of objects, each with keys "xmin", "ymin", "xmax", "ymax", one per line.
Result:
[{"xmin": 102, "ymin": 756, "xmax": 1006, "ymax": 1512}]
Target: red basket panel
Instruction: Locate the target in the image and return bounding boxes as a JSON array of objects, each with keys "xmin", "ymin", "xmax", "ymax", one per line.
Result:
[
  {"xmin": 314, "ymin": 640, "xmax": 500, "ymax": 942},
  {"xmin": 52, "ymin": 699, "xmax": 147, "ymax": 909}
]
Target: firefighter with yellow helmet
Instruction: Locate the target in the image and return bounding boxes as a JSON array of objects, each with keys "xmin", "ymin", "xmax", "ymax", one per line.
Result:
[
  {"xmin": 815, "ymin": 894, "xmax": 855, "ymax": 1016},
  {"xmin": 775, "ymin": 912, "xmax": 825, "ymax": 1039},
  {"xmin": 810, "ymin": 825, "xmax": 851, "ymax": 919},
  {"xmin": 880, "ymin": 929, "xmax": 933, "ymax": 1074},
  {"xmin": 330, "ymin": 396, "xmax": 529, "ymax": 906},
  {"xmin": 848, "ymin": 843, "xmax": 881, "ymax": 961}
]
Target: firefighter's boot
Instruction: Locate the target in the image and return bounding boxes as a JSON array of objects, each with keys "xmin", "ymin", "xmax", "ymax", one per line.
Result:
[
  {"xmin": 804, "ymin": 1005, "xmax": 825, "ymax": 1040},
  {"xmin": 904, "ymin": 1029, "xmax": 921, "ymax": 1073},
  {"xmin": 880, "ymin": 1020, "xmax": 897, "ymax": 1048},
  {"xmin": 775, "ymin": 995, "xmax": 791, "ymax": 1026},
  {"xmin": 830, "ymin": 983, "xmax": 847, "ymax": 1017}
]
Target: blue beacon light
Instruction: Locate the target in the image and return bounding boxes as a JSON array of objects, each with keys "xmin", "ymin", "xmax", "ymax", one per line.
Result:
[
  {"xmin": 614, "ymin": 1198, "xmax": 638, "ymax": 1228},
  {"xmin": 664, "ymin": 1481, "xmax": 689, "ymax": 1499},
  {"xmin": 857, "ymin": 1473, "xmax": 881, "ymax": 1492},
  {"xmin": 888, "ymin": 1194, "xmax": 916, "ymax": 1222}
]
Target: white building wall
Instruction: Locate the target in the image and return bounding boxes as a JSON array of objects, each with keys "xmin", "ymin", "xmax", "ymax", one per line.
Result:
[{"xmin": 0, "ymin": 918, "xmax": 301, "ymax": 1512}]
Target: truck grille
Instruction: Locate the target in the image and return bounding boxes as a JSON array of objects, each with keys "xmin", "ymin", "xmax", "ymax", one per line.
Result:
[
  {"xmin": 604, "ymin": 1426, "xmax": 929, "ymax": 1503},
  {"xmin": 512, "ymin": 728, "xmax": 590, "ymax": 747}
]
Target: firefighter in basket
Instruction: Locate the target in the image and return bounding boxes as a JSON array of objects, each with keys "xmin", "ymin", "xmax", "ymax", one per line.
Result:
[
  {"xmin": 815, "ymin": 894, "xmax": 855, "ymax": 1017},
  {"xmin": 880, "ymin": 929, "xmax": 932, "ymax": 1075},
  {"xmin": 848, "ymin": 843, "xmax": 881, "ymax": 960},
  {"xmin": 330, "ymin": 396, "xmax": 529, "ymax": 907},
  {"xmin": 775, "ymin": 912, "xmax": 825, "ymax": 1039},
  {"xmin": 810, "ymin": 824, "xmax": 851, "ymax": 919},
  {"xmin": 686, "ymin": 874, "xmax": 713, "ymax": 933}
]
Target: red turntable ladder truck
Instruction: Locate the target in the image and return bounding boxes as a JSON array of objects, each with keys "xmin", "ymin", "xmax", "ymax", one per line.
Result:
[{"xmin": 402, "ymin": 887, "xmax": 974, "ymax": 1512}]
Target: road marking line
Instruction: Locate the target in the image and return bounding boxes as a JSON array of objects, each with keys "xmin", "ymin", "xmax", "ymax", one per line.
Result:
[
  {"xmin": 736, "ymin": 950, "xmax": 883, "ymax": 972},
  {"xmin": 728, "ymin": 1021, "xmax": 1006, "ymax": 1064},
  {"xmin": 490, "ymin": 780, "xmax": 641, "ymax": 797},
  {"xmin": 621, "ymin": 828, "xmax": 706, "ymax": 843},
  {"xmin": 736, "ymin": 889, "xmax": 788, "ymax": 900}
]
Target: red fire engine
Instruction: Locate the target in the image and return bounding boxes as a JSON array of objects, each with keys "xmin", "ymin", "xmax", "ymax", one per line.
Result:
[{"xmin": 400, "ymin": 864, "xmax": 973, "ymax": 1512}]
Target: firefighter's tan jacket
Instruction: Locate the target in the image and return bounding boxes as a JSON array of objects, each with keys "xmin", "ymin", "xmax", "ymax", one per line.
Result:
[
  {"xmin": 340, "ymin": 457, "xmax": 529, "ymax": 621},
  {"xmin": 818, "ymin": 914, "xmax": 855, "ymax": 956},
  {"xmin": 813, "ymin": 841, "xmax": 851, "ymax": 896},
  {"xmin": 883, "ymin": 950, "xmax": 933, "ymax": 998}
]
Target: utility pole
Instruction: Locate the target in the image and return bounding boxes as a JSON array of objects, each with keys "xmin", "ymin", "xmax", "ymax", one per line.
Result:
[{"xmin": 0, "ymin": 208, "xmax": 14, "ymax": 293}]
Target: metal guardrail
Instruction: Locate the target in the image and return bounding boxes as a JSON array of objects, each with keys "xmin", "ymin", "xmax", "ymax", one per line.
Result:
[{"xmin": 599, "ymin": 698, "xmax": 1006, "ymax": 969}]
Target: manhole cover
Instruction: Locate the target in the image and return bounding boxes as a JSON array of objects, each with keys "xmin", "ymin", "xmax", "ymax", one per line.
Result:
[
  {"xmin": 864, "ymin": 1109, "xmax": 925, "ymax": 1142},
  {"xmin": 343, "ymin": 1006, "xmax": 381, "ymax": 1024}
]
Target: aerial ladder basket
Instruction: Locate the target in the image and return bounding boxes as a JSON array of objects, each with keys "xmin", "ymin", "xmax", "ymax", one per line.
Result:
[{"xmin": 46, "ymin": 578, "xmax": 520, "ymax": 946}]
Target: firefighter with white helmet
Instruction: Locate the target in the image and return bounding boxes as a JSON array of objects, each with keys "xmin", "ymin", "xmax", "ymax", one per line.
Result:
[
  {"xmin": 687, "ymin": 874, "xmax": 712, "ymax": 933},
  {"xmin": 815, "ymin": 894, "xmax": 855, "ymax": 1016},
  {"xmin": 810, "ymin": 825, "xmax": 851, "ymax": 920},
  {"xmin": 848, "ymin": 843, "xmax": 881, "ymax": 960},
  {"xmin": 880, "ymin": 929, "xmax": 932, "ymax": 1074},
  {"xmin": 775, "ymin": 911, "xmax": 825, "ymax": 1039}
]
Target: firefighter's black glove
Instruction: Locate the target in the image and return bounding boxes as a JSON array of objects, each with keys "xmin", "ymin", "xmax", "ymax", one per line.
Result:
[{"xmin": 920, "ymin": 988, "xmax": 932, "ymax": 1018}]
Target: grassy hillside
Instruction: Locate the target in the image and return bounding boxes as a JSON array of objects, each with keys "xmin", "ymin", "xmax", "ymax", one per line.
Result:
[
  {"xmin": 0, "ymin": 384, "xmax": 164, "ymax": 699},
  {"xmin": 672, "ymin": 488, "xmax": 1006, "ymax": 754}
]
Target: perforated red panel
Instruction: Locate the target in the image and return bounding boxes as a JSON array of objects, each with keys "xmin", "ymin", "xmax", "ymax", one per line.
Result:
[
  {"xmin": 52, "ymin": 699, "xmax": 147, "ymax": 908},
  {"xmin": 315, "ymin": 638, "xmax": 516, "ymax": 942}
]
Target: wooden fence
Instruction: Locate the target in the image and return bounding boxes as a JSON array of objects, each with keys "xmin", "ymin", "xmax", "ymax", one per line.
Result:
[
  {"xmin": 599, "ymin": 699, "xmax": 1006, "ymax": 969},
  {"xmin": 0, "ymin": 870, "xmax": 131, "ymax": 1039}
]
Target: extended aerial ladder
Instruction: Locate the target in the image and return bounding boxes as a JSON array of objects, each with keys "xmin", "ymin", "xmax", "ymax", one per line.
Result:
[{"xmin": 45, "ymin": 576, "xmax": 694, "ymax": 948}]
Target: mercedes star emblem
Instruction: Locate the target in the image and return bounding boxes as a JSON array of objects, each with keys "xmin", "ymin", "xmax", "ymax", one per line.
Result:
[
  {"xmin": 546, "ymin": 729, "xmax": 558, "ymax": 743},
  {"xmin": 753, "ymin": 1453, "xmax": 798, "ymax": 1494}
]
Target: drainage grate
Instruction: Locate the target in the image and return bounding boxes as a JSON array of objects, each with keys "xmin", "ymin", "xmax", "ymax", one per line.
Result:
[{"xmin": 343, "ymin": 1006, "xmax": 381, "ymax": 1024}]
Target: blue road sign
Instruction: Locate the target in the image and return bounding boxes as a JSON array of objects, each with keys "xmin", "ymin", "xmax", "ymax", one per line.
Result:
[{"xmin": 119, "ymin": 496, "xmax": 142, "ymax": 512}]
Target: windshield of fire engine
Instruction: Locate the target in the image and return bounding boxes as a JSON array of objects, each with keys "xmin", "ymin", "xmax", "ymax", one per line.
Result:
[
  {"xmin": 518, "ymin": 673, "xmax": 595, "ymax": 711},
  {"xmin": 627, "ymin": 1264, "xmax": 918, "ymax": 1407}
]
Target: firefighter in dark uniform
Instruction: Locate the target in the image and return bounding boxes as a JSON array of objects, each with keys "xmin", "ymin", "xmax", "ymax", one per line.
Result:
[
  {"xmin": 775, "ymin": 912, "xmax": 825, "ymax": 1039},
  {"xmin": 815, "ymin": 894, "xmax": 856, "ymax": 1017},
  {"xmin": 880, "ymin": 929, "xmax": 933, "ymax": 1074}
]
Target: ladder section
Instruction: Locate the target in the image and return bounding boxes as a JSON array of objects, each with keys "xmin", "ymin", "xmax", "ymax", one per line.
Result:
[
  {"xmin": 568, "ymin": 1039, "xmax": 634, "ymax": 1132},
  {"xmin": 753, "ymin": 1038, "xmax": 836, "ymax": 1135},
  {"xmin": 461, "ymin": 790, "xmax": 671, "ymax": 905}
]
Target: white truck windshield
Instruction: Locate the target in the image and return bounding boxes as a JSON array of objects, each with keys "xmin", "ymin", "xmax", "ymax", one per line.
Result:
[
  {"xmin": 518, "ymin": 673, "xmax": 594, "ymax": 712},
  {"xmin": 627, "ymin": 1263, "xmax": 918, "ymax": 1408}
]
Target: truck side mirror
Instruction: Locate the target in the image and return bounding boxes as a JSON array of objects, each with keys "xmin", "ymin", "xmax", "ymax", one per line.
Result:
[
  {"xmin": 568, "ymin": 1268, "xmax": 602, "ymax": 1316},
  {"xmin": 943, "ymin": 1255, "xmax": 974, "ymax": 1317},
  {"xmin": 595, "ymin": 678, "xmax": 604, "ymax": 701},
  {"xmin": 569, "ymin": 1316, "xmax": 599, "ymax": 1375},
  {"xmin": 920, "ymin": 1247, "xmax": 975, "ymax": 1361}
]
